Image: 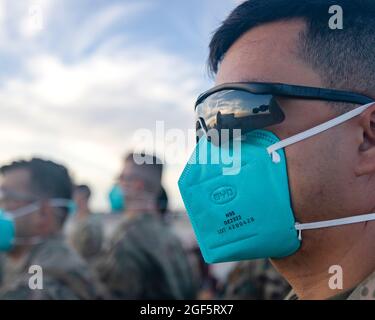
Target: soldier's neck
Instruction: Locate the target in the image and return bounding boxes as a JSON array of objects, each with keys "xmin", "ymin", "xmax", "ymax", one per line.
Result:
[{"xmin": 272, "ymin": 226, "xmax": 375, "ymax": 300}]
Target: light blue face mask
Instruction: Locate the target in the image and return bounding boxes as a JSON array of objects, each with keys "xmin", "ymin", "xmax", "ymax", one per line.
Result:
[
  {"xmin": 0, "ymin": 211, "xmax": 15, "ymax": 251},
  {"xmin": 178, "ymin": 102, "xmax": 375, "ymax": 264},
  {"xmin": 108, "ymin": 184, "xmax": 125, "ymax": 213},
  {"xmin": 0, "ymin": 198, "xmax": 72, "ymax": 252},
  {"xmin": 68, "ymin": 202, "xmax": 77, "ymax": 215}
]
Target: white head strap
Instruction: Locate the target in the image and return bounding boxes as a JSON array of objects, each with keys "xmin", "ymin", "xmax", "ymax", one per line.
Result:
[
  {"xmin": 295, "ymin": 213, "xmax": 375, "ymax": 240},
  {"xmin": 267, "ymin": 102, "xmax": 374, "ymax": 163},
  {"xmin": 9, "ymin": 198, "xmax": 72, "ymax": 219},
  {"xmin": 265, "ymin": 102, "xmax": 375, "ymax": 239}
]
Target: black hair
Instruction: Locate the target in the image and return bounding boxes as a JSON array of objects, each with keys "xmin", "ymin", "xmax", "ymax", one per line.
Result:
[
  {"xmin": 125, "ymin": 152, "xmax": 163, "ymax": 178},
  {"xmin": 74, "ymin": 184, "xmax": 91, "ymax": 199},
  {"xmin": 209, "ymin": 0, "xmax": 375, "ymax": 109},
  {"xmin": 156, "ymin": 186, "xmax": 168, "ymax": 215},
  {"xmin": 124, "ymin": 152, "xmax": 163, "ymax": 194}
]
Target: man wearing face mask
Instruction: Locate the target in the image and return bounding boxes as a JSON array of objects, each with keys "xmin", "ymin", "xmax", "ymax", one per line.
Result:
[
  {"xmin": 0, "ymin": 158, "xmax": 106, "ymax": 299},
  {"xmin": 96, "ymin": 153, "xmax": 197, "ymax": 299},
  {"xmin": 178, "ymin": 0, "xmax": 375, "ymax": 300}
]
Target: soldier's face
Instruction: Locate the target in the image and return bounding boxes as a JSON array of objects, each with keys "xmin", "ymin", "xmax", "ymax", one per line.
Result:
[
  {"xmin": 119, "ymin": 161, "xmax": 147, "ymax": 203},
  {"xmin": 73, "ymin": 190, "xmax": 89, "ymax": 211},
  {"xmin": 0, "ymin": 168, "xmax": 40, "ymax": 239},
  {"xmin": 216, "ymin": 19, "xmax": 375, "ymax": 256}
]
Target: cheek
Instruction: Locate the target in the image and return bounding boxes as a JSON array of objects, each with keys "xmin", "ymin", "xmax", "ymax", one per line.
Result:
[
  {"xmin": 285, "ymin": 142, "xmax": 317, "ymax": 221},
  {"xmin": 124, "ymin": 185, "xmax": 137, "ymax": 199},
  {"xmin": 284, "ymin": 132, "xmax": 346, "ymax": 222},
  {"xmin": 30, "ymin": 212, "xmax": 43, "ymax": 230},
  {"xmin": 15, "ymin": 214, "xmax": 40, "ymax": 236}
]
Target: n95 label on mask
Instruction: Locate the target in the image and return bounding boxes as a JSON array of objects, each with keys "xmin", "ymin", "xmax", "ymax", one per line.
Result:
[{"xmin": 217, "ymin": 210, "xmax": 255, "ymax": 235}]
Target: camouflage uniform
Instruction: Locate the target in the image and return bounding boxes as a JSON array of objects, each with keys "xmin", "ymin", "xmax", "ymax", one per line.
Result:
[
  {"xmin": 0, "ymin": 253, "xmax": 4, "ymax": 287},
  {"xmin": 0, "ymin": 235, "xmax": 107, "ymax": 300},
  {"xmin": 285, "ymin": 270, "xmax": 375, "ymax": 300},
  {"xmin": 285, "ymin": 288, "xmax": 354, "ymax": 300},
  {"xmin": 96, "ymin": 212, "xmax": 198, "ymax": 300},
  {"xmin": 223, "ymin": 259, "xmax": 291, "ymax": 300},
  {"xmin": 347, "ymin": 271, "xmax": 375, "ymax": 299},
  {"xmin": 69, "ymin": 214, "xmax": 104, "ymax": 263}
]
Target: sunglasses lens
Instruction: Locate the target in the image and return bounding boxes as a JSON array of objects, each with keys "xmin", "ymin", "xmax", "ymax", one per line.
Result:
[
  {"xmin": 195, "ymin": 119, "xmax": 205, "ymax": 143},
  {"xmin": 195, "ymin": 90, "xmax": 284, "ymax": 143}
]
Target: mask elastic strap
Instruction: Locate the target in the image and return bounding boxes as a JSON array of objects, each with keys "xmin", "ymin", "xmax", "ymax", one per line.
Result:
[
  {"xmin": 267, "ymin": 102, "xmax": 374, "ymax": 163},
  {"xmin": 10, "ymin": 198, "xmax": 72, "ymax": 219},
  {"xmin": 10, "ymin": 199, "xmax": 72, "ymax": 248},
  {"xmin": 11, "ymin": 203, "xmax": 40, "ymax": 219},
  {"xmin": 49, "ymin": 199, "xmax": 72, "ymax": 208},
  {"xmin": 295, "ymin": 213, "xmax": 375, "ymax": 240}
]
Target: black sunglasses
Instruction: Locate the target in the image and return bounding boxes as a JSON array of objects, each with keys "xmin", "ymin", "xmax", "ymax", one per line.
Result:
[{"xmin": 195, "ymin": 82, "xmax": 374, "ymax": 143}]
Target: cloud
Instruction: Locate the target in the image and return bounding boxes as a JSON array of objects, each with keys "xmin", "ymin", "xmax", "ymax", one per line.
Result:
[
  {"xmin": 65, "ymin": 1, "xmax": 152, "ymax": 57},
  {"xmin": 0, "ymin": 0, "xmax": 238, "ymax": 211},
  {"xmin": 0, "ymin": 46, "xmax": 203, "ymax": 210}
]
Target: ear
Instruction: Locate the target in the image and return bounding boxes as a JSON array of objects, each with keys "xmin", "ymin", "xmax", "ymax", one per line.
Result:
[
  {"xmin": 38, "ymin": 201, "xmax": 54, "ymax": 235},
  {"xmin": 356, "ymin": 103, "xmax": 375, "ymax": 176}
]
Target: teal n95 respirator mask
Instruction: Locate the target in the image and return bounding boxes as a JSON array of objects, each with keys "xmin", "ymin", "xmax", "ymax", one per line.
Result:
[
  {"xmin": 0, "ymin": 212, "xmax": 15, "ymax": 251},
  {"xmin": 178, "ymin": 101, "xmax": 375, "ymax": 264},
  {"xmin": 109, "ymin": 184, "xmax": 125, "ymax": 213}
]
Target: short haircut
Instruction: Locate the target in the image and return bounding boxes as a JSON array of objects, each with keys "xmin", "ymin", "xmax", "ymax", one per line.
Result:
[
  {"xmin": 74, "ymin": 184, "xmax": 91, "ymax": 199},
  {"xmin": 208, "ymin": 0, "xmax": 375, "ymax": 112},
  {"xmin": 124, "ymin": 152, "xmax": 163, "ymax": 194}
]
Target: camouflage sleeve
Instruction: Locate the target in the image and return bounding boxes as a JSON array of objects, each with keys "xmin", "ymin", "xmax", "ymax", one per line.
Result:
[
  {"xmin": 71, "ymin": 217, "xmax": 103, "ymax": 259},
  {"xmin": 0, "ymin": 254, "xmax": 4, "ymax": 287},
  {"xmin": 223, "ymin": 259, "xmax": 291, "ymax": 300},
  {"xmin": 347, "ymin": 271, "xmax": 375, "ymax": 300},
  {"xmin": 0, "ymin": 274, "xmax": 82, "ymax": 300},
  {"xmin": 95, "ymin": 240, "xmax": 145, "ymax": 299}
]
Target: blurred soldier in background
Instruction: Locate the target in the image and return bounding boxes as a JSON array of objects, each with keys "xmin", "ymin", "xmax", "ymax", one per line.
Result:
[
  {"xmin": 191, "ymin": 246, "xmax": 219, "ymax": 299},
  {"xmin": 223, "ymin": 259, "xmax": 291, "ymax": 300},
  {"xmin": 96, "ymin": 153, "xmax": 198, "ymax": 299},
  {"xmin": 68, "ymin": 184, "xmax": 104, "ymax": 263},
  {"xmin": 0, "ymin": 158, "xmax": 106, "ymax": 299},
  {"xmin": 156, "ymin": 186, "xmax": 168, "ymax": 217}
]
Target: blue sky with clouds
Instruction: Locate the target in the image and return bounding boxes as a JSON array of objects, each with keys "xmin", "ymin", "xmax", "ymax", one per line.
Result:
[{"xmin": 0, "ymin": 0, "xmax": 240, "ymax": 210}]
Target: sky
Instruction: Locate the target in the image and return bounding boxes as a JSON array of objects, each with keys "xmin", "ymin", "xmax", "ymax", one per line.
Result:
[{"xmin": 0, "ymin": 0, "xmax": 242, "ymax": 211}]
